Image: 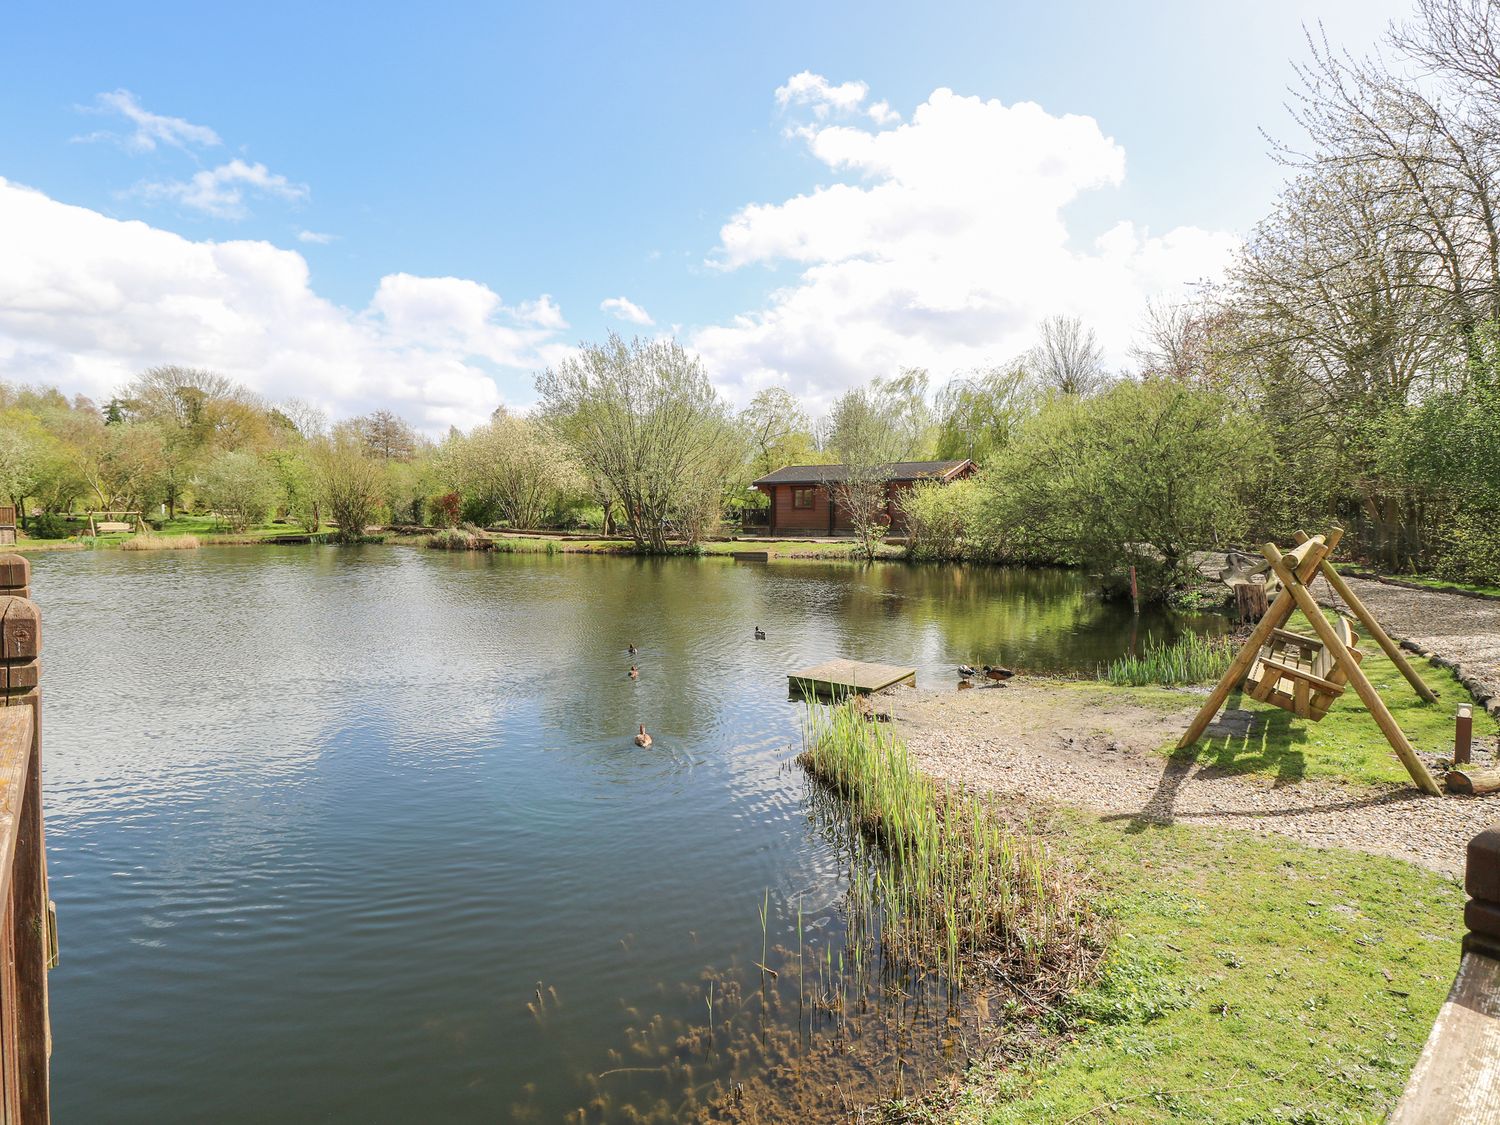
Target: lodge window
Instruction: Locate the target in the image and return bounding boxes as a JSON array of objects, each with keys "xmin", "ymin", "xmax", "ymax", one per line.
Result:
[{"xmin": 792, "ymin": 487, "xmax": 816, "ymax": 510}]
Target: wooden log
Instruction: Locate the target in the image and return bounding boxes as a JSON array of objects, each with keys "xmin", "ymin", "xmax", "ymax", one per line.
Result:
[
  {"xmin": 1446, "ymin": 767, "xmax": 1500, "ymax": 796},
  {"xmin": 1265, "ymin": 543, "xmax": 1442, "ymax": 797},
  {"xmin": 1457, "ymin": 703, "xmax": 1474, "ymax": 766},
  {"xmin": 1317, "ymin": 559, "xmax": 1438, "ymax": 703},
  {"xmin": 1234, "ymin": 579, "xmax": 1269, "ymax": 625},
  {"xmin": 1177, "ymin": 529, "xmax": 1340, "ymax": 750}
]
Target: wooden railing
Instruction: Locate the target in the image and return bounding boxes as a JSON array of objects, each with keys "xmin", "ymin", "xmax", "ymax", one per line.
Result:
[
  {"xmin": 1391, "ymin": 826, "xmax": 1500, "ymax": 1122},
  {"xmin": 0, "ymin": 554, "xmax": 51, "ymax": 1124}
]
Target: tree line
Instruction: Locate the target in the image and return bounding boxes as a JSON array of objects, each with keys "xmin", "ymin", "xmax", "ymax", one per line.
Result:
[{"xmin": 2, "ymin": 1, "xmax": 1495, "ymax": 595}]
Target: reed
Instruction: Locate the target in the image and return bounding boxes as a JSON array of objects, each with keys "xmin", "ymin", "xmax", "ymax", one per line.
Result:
[
  {"xmin": 799, "ymin": 701, "xmax": 1097, "ymax": 992},
  {"xmin": 1101, "ymin": 631, "xmax": 1234, "ymax": 686},
  {"xmin": 120, "ymin": 532, "xmax": 200, "ymax": 551}
]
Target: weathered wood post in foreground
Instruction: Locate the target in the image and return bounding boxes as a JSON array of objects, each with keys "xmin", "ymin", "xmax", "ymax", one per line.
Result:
[
  {"xmin": 1392, "ymin": 827, "xmax": 1500, "ymax": 1122},
  {"xmin": 0, "ymin": 553, "xmax": 52, "ymax": 1123}
]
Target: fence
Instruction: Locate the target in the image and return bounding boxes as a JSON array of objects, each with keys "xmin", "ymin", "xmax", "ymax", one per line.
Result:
[{"xmin": 0, "ymin": 554, "xmax": 53, "ymax": 1123}]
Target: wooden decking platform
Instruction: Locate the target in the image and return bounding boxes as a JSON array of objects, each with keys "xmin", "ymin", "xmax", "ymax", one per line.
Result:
[
  {"xmin": 1391, "ymin": 951, "xmax": 1500, "ymax": 1122},
  {"xmin": 789, "ymin": 659, "xmax": 916, "ymax": 698},
  {"xmin": 731, "ymin": 550, "xmax": 770, "ymax": 561}
]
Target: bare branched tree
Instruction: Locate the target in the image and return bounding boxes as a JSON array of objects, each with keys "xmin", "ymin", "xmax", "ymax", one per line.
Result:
[{"xmin": 1030, "ymin": 315, "xmax": 1107, "ymax": 396}]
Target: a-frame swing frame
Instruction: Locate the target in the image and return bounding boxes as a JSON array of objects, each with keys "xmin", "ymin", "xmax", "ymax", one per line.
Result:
[{"xmin": 1179, "ymin": 528, "xmax": 1443, "ymax": 797}]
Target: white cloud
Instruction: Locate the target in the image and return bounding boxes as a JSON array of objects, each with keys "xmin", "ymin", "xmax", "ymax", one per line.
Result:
[
  {"xmin": 0, "ymin": 177, "xmax": 563, "ymax": 431},
  {"xmin": 139, "ymin": 159, "xmax": 309, "ymax": 220},
  {"xmin": 76, "ymin": 89, "xmax": 222, "ymax": 153},
  {"xmin": 775, "ymin": 72, "xmax": 870, "ymax": 119},
  {"xmin": 773, "ymin": 71, "xmax": 901, "ymax": 126},
  {"xmin": 297, "ymin": 229, "xmax": 335, "ymax": 244},
  {"xmin": 600, "ymin": 296, "xmax": 655, "ymax": 326},
  {"xmin": 694, "ymin": 85, "xmax": 1237, "ymax": 410}
]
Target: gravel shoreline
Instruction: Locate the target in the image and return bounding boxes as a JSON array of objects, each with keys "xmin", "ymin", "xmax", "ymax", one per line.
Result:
[{"xmin": 893, "ymin": 677, "xmax": 1498, "ymax": 880}]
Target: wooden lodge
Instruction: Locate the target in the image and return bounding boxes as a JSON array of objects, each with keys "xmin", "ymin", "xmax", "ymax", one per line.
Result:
[{"xmin": 751, "ymin": 460, "xmax": 974, "ymax": 537}]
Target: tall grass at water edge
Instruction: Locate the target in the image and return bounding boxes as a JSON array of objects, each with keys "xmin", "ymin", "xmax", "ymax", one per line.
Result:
[
  {"xmin": 1101, "ymin": 632, "xmax": 1234, "ymax": 687},
  {"xmin": 120, "ymin": 532, "xmax": 200, "ymax": 551},
  {"xmin": 798, "ymin": 702, "xmax": 1098, "ymax": 993}
]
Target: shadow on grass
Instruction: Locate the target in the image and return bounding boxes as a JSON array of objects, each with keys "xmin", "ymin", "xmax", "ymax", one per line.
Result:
[{"xmin": 1107, "ymin": 690, "xmax": 1423, "ymax": 834}]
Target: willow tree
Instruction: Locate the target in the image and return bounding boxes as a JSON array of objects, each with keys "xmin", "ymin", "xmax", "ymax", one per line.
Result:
[
  {"xmin": 440, "ymin": 409, "xmax": 579, "ymax": 529},
  {"xmin": 311, "ymin": 422, "xmax": 387, "ymax": 543},
  {"xmin": 536, "ymin": 334, "xmax": 743, "ymax": 552}
]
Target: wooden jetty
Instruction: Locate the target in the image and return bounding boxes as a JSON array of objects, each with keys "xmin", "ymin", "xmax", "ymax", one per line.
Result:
[
  {"xmin": 730, "ymin": 550, "xmax": 770, "ymax": 562},
  {"xmin": 1393, "ymin": 825, "xmax": 1500, "ymax": 1122},
  {"xmin": 0, "ymin": 553, "xmax": 54, "ymax": 1123},
  {"xmin": 789, "ymin": 659, "xmax": 916, "ymax": 698}
]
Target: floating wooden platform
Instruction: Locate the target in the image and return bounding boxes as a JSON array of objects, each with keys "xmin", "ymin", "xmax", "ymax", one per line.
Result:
[
  {"xmin": 789, "ymin": 659, "xmax": 916, "ymax": 698},
  {"xmin": 731, "ymin": 550, "xmax": 770, "ymax": 562}
]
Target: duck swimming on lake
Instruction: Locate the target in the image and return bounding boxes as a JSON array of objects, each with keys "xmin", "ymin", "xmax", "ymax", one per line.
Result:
[
  {"xmin": 754, "ymin": 626, "xmax": 766, "ymax": 640},
  {"xmin": 627, "ymin": 643, "xmax": 638, "ymax": 654},
  {"xmin": 634, "ymin": 724, "xmax": 653, "ymax": 748},
  {"xmin": 629, "ymin": 665, "xmax": 639, "ymax": 679}
]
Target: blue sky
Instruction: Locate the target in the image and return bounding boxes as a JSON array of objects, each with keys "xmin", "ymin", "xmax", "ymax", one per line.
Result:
[{"xmin": 0, "ymin": 0, "xmax": 1407, "ymax": 428}]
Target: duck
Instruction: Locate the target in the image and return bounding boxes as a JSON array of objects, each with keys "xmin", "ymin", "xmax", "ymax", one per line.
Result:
[
  {"xmin": 634, "ymin": 724, "xmax": 653, "ymax": 748},
  {"xmin": 753, "ymin": 626, "xmax": 766, "ymax": 640},
  {"xmin": 957, "ymin": 664, "xmax": 977, "ymax": 677},
  {"xmin": 982, "ymin": 664, "xmax": 1016, "ymax": 683},
  {"xmin": 629, "ymin": 665, "xmax": 639, "ymax": 680},
  {"xmin": 627, "ymin": 643, "xmax": 638, "ymax": 655}
]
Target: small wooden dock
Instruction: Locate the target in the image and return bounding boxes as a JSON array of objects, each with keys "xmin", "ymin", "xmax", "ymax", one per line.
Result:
[
  {"xmin": 730, "ymin": 550, "xmax": 770, "ymax": 562},
  {"xmin": 789, "ymin": 659, "xmax": 916, "ymax": 698}
]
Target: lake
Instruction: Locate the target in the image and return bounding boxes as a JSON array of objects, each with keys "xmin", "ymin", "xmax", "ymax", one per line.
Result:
[{"xmin": 31, "ymin": 546, "xmax": 1222, "ymax": 1121}]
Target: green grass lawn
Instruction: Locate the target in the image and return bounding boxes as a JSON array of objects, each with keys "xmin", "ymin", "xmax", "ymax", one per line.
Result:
[
  {"xmin": 1378, "ymin": 574, "xmax": 1500, "ymax": 599},
  {"xmin": 14, "ymin": 515, "xmax": 330, "ymax": 551},
  {"xmin": 1079, "ymin": 609, "xmax": 1496, "ymax": 788},
  {"xmin": 950, "ymin": 812, "xmax": 1462, "ymax": 1124},
  {"xmin": 1182, "ymin": 609, "xmax": 1495, "ymax": 787}
]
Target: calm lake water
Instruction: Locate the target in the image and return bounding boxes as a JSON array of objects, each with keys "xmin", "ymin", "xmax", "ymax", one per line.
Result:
[{"xmin": 32, "ymin": 546, "xmax": 1222, "ymax": 1122}]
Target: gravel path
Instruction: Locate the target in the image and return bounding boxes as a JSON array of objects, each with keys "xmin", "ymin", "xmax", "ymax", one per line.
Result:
[
  {"xmin": 1313, "ymin": 573, "xmax": 1500, "ymax": 719},
  {"xmin": 893, "ymin": 680, "xmax": 1499, "ymax": 879}
]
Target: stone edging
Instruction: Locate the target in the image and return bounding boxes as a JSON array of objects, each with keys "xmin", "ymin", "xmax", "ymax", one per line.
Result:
[
  {"xmin": 1343, "ymin": 569, "xmax": 1500, "ymax": 604},
  {"xmin": 1395, "ymin": 635, "xmax": 1500, "ymax": 721}
]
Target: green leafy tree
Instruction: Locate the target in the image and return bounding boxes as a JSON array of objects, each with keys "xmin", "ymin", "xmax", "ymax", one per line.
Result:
[
  {"xmin": 312, "ymin": 423, "xmax": 388, "ymax": 543},
  {"xmin": 536, "ymin": 333, "xmax": 743, "ymax": 552},
  {"xmin": 198, "ymin": 450, "xmax": 278, "ymax": 531},
  {"xmin": 978, "ymin": 380, "xmax": 1273, "ymax": 599}
]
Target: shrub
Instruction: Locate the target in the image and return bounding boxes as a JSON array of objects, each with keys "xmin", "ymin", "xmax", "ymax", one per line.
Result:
[
  {"xmin": 431, "ymin": 491, "xmax": 462, "ymax": 528},
  {"xmin": 26, "ymin": 512, "xmax": 69, "ymax": 539},
  {"xmin": 899, "ymin": 478, "xmax": 977, "ymax": 560}
]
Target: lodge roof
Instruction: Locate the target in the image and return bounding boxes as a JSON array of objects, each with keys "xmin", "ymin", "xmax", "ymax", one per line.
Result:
[{"xmin": 751, "ymin": 460, "xmax": 972, "ymax": 486}]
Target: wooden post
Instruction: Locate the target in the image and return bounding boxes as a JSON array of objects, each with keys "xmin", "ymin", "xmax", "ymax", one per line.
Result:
[
  {"xmin": 1177, "ymin": 530, "xmax": 1340, "ymax": 749},
  {"xmin": 1315, "ymin": 560, "xmax": 1438, "ymax": 703},
  {"xmin": 1264, "ymin": 543, "xmax": 1442, "ymax": 797},
  {"xmin": 0, "ymin": 553, "xmax": 49, "ymax": 1122},
  {"xmin": 1457, "ymin": 704, "xmax": 1474, "ymax": 766},
  {"xmin": 1234, "ymin": 579, "xmax": 1269, "ymax": 625},
  {"xmin": 1129, "ymin": 565, "xmax": 1139, "ymax": 614}
]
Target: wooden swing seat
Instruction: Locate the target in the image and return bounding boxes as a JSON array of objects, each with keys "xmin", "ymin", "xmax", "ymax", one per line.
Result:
[{"xmin": 1244, "ymin": 617, "xmax": 1363, "ymax": 720}]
